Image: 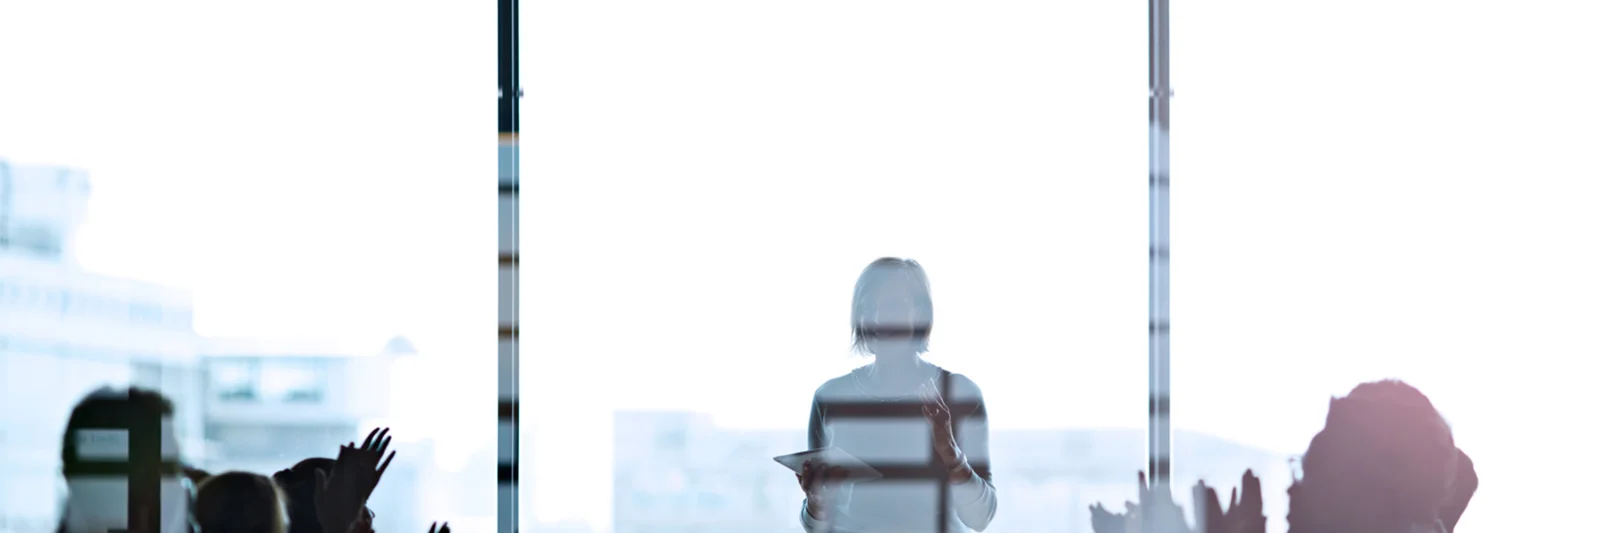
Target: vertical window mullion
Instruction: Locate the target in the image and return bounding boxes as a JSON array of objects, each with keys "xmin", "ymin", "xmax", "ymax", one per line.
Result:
[
  {"xmin": 1146, "ymin": 0, "xmax": 1174, "ymax": 492},
  {"xmin": 498, "ymin": 2, "xmax": 521, "ymax": 532}
]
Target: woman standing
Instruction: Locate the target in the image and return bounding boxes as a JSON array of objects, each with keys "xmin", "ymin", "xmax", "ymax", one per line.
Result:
[{"xmin": 797, "ymin": 258, "xmax": 998, "ymax": 533}]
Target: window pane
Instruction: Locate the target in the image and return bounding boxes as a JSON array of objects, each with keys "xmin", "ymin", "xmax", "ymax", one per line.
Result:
[
  {"xmin": 260, "ymin": 361, "xmax": 326, "ymax": 404},
  {"xmin": 1175, "ymin": 2, "xmax": 1599, "ymax": 533},
  {"xmin": 0, "ymin": 3, "xmax": 492, "ymax": 533},
  {"xmin": 524, "ymin": 2, "xmax": 1148, "ymax": 532},
  {"xmin": 211, "ymin": 361, "xmax": 259, "ymax": 402}
]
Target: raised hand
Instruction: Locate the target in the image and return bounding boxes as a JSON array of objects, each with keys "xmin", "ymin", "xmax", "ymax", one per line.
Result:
[
  {"xmin": 316, "ymin": 428, "xmax": 397, "ymax": 533},
  {"xmin": 1137, "ymin": 471, "xmax": 1192, "ymax": 533},
  {"xmin": 428, "ymin": 522, "xmax": 451, "ymax": 533},
  {"xmin": 1193, "ymin": 480, "xmax": 1226, "ymax": 533},
  {"xmin": 1089, "ymin": 472, "xmax": 1193, "ymax": 533},
  {"xmin": 1233, "ymin": 471, "xmax": 1265, "ymax": 533},
  {"xmin": 1191, "ymin": 470, "xmax": 1265, "ymax": 533},
  {"xmin": 1090, "ymin": 502, "xmax": 1133, "ymax": 533},
  {"xmin": 918, "ymin": 381, "xmax": 965, "ymax": 477}
]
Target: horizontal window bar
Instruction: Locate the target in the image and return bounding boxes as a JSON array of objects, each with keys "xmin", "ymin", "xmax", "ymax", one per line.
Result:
[
  {"xmin": 62, "ymin": 460, "xmax": 182, "ymax": 477},
  {"xmin": 1149, "ymin": 395, "xmax": 1170, "ymax": 417},
  {"xmin": 822, "ymin": 401, "xmax": 984, "ymax": 419},
  {"xmin": 821, "ymin": 461, "xmax": 992, "ymax": 482}
]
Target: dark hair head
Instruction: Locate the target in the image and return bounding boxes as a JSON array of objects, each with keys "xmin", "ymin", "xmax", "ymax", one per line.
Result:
[
  {"xmin": 195, "ymin": 472, "xmax": 286, "ymax": 533},
  {"xmin": 850, "ymin": 257, "xmax": 934, "ymax": 355},
  {"xmin": 60, "ymin": 386, "xmax": 176, "ymax": 471},
  {"xmin": 1288, "ymin": 379, "xmax": 1459, "ymax": 533}
]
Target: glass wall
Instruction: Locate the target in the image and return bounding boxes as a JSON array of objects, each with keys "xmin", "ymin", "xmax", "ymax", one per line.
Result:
[
  {"xmin": 0, "ymin": 2, "xmax": 495, "ymax": 533},
  {"xmin": 522, "ymin": 2, "xmax": 1169, "ymax": 533},
  {"xmin": 1173, "ymin": 1, "xmax": 1600, "ymax": 533},
  {"xmin": 6, "ymin": 3, "xmax": 1585, "ymax": 533}
]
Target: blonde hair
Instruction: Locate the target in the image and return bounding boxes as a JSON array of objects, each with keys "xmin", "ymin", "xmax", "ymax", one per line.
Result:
[
  {"xmin": 850, "ymin": 257, "xmax": 934, "ymax": 355},
  {"xmin": 194, "ymin": 472, "xmax": 287, "ymax": 533}
]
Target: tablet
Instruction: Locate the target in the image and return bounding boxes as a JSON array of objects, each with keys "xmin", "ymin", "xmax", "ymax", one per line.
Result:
[{"xmin": 773, "ymin": 446, "xmax": 883, "ymax": 481}]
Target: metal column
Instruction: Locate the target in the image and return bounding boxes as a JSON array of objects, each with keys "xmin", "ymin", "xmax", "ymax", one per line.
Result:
[
  {"xmin": 498, "ymin": 1, "xmax": 521, "ymax": 532},
  {"xmin": 1146, "ymin": 0, "xmax": 1174, "ymax": 494}
]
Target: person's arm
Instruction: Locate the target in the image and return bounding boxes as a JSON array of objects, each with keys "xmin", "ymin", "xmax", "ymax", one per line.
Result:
[
  {"xmin": 949, "ymin": 383, "xmax": 998, "ymax": 532},
  {"xmin": 800, "ymin": 393, "xmax": 832, "ymax": 533},
  {"xmin": 799, "ymin": 500, "xmax": 829, "ymax": 533}
]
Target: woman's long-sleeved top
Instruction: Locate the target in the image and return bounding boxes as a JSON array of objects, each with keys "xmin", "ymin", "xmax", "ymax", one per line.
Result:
[{"xmin": 800, "ymin": 364, "xmax": 998, "ymax": 533}]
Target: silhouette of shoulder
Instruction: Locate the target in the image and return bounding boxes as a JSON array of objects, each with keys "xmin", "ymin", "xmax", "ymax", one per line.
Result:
[
  {"xmin": 943, "ymin": 372, "xmax": 985, "ymax": 404},
  {"xmin": 810, "ymin": 364, "xmax": 986, "ymax": 405},
  {"xmin": 812, "ymin": 370, "xmax": 862, "ymax": 402}
]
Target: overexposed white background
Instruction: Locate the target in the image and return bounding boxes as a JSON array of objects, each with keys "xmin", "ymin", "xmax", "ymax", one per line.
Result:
[
  {"xmin": 0, "ymin": 0, "xmax": 499, "ymax": 528},
  {"xmin": 524, "ymin": 1, "xmax": 1598, "ymax": 533},
  {"xmin": 2, "ymin": 2, "xmax": 1592, "ymax": 533}
]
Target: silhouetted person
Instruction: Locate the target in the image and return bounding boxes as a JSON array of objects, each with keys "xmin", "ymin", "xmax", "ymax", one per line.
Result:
[
  {"xmin": 57, "ymin": 386, "xmax": 194, "ymax": 533},
  {"xmin": 274, "ymin": 458, "xmax": 376, "ymax": 533},
  {"xmin": 797, "ymin": 258, "xmax": 998, "ymax": 533},
  {"xmin": 280, "ymin": 428, "xmax": 395, "ymax": 533},
  {"xmin": 1287, "ymin": 380, "xmax": 1476, "ymax": 533},
  {"xmin": 1088, "ymin": 470, "xmax": 1246, "ymax": 533},
  {"xmin": 1437, "ymin": 451, "xmax": 1477, "ymax": 533},
  {"xmin": 183, "ymin": 466, "xmax": 213, "ymax": 490},
  {"xmin": 194, "ymin": 472, "xmax": 287, "ymax": 533},
  {"xmin": 1194, "ymin": 470, "xmax": 1266, "ymax": 533},
  {"xmin": 1088, "ymin": 381, "xmax": 1476, "ymax": 533}
]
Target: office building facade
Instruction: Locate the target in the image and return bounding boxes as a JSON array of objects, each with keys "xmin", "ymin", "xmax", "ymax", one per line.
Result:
[{"xmin": 0, "ymin": 161, "xmax": 203, "ymax": 533}]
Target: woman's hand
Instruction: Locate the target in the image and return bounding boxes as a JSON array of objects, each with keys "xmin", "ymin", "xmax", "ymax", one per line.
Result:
[
  {"xmin": 315, "ymin": 428, "xmax": 397, "ymax": 533},
  {"xmin": 919, "ymin": 382, "xmax": 969, "ymax": 482},
  {"xmin": 427, "ymin": 522, "xmax": 451, "ymax": 533},
  {"xmin": 796, "ymin": 460, "xmax": 849, "ymax": 520}
]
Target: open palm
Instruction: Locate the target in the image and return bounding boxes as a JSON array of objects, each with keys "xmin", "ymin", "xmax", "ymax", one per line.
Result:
[
  {"xmin": 1089, "ymin": 472, "xmax": 1193, "ymax": 533},
  {"xmin": 1193, "ymin": 470, "xmax": 1265, "ymax": 533},
  {"xmin": 315, "ymin": 428, "xmax": 396, "ymax": 533}
]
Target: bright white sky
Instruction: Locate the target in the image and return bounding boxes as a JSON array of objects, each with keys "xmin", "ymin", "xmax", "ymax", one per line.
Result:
[{"xmin": 5, "ymin": 1, "xmax": 1598, "ymax": 533}]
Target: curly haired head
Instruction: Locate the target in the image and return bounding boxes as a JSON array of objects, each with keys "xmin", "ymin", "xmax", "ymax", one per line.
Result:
[{"xmin": 1288, "ymin": 380, "xmax": 1460, "ymax": 533}]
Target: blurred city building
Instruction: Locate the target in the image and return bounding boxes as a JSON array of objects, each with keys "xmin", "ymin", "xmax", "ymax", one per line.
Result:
[
  {"xmin": 526, "ymin": 521, "xmax": 598, "ymax": 533},
  {"xmin": 0, "ymin": 160, "xmax": 202, "ymax": 533},
  {"xmin": 613, "ymin": 411, "xmax": 1292, "ymax": 533},
  {"xmin": 0, "ymin": 160, "xmax": 436, "ymax": 533},
  {"xmin": 0, "ymin": 161, "xmax": 92, "ymax": 264},
  {"xmin": 197, "ymin": 336, "xmax": 421, "ymax": 531}
]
